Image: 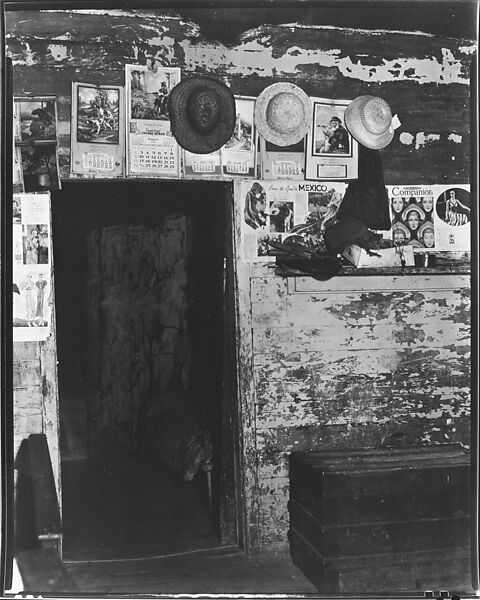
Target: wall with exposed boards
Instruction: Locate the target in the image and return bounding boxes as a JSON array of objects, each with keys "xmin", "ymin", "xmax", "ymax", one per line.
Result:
[
  {"xmin": 232, "ymin": 253, "xmax": 471, "ymax": 550},
  {"xmin": 5, "ymin": 7, "xmax": 475, "ymax": 552},
  {"xmin": 5, "ymin": 8, "xmax": 475, "ymax": 183}
]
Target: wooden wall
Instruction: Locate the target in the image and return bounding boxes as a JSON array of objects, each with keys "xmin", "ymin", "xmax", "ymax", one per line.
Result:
[
  {"xmin": 4, "ymin": 9, "xmax": 475, "ymax": 183},
  {"xmin": 232, "ymin": 260, "xmax": 471, "ymax": 550},
  {"xmin": 5, "ymin": 8, "xmax": 475, "ymax": 552}
]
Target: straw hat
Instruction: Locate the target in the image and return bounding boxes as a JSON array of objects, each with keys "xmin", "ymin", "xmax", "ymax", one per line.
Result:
[
  {"xmin": 168, "ymin": 76, "xmax": 236, "ymax": 154},
  {"xmin": 345, "ymin": 96, "xmax": 399, "ymax": 150},
  {"xmin": 254, "ymin": 83, "xmax": 312, "ymax": 147}
]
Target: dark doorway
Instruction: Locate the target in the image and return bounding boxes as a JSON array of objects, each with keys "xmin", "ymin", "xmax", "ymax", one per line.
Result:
[{"xmin": 51, "ymin": 180, "xmax": 237, "ymax": 561}]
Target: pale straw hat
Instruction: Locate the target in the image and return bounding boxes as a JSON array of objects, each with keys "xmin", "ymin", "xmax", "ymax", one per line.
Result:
[
  {"xmin": 345, "ymin": 95, "xmax": 400, "ymax": 150},
  {"xmin": 254, "ymin": 82, "xmax": 312, "ymax": 147}
]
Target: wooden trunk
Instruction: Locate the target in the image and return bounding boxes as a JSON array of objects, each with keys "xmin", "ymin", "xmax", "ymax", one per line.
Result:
[{"xmin": 288, "ymin": 444, "xmax": 471, "ymax": 594}]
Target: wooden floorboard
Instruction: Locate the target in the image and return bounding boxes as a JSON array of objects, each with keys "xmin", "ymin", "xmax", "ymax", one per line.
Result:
[
  {"xmin": 65, "ymin": 546, "xmax": 319, "ymax": 595},
  {"xmin": 61, "ymin": 446, "xmax": 219, "ymax": 561}
]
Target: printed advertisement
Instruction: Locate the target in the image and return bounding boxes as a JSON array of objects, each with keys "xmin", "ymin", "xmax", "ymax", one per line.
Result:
[
  {"xmin": 183, "ymin": 150, "xmax": 222, "ymax": 177},
  {"xmin": 240, "ymin": 180, "xmax": 346, "ymax": 262},
  {"xmin": 432, "ymin": 185, "xmax": 471, "ymax": 251},
  {"xmin": 126, "ymin": 65, "xmax": 181, "ymax": 178},
  {"xmin": 70, "ymin": 82, "xmax": 125, "ymax": 177},
  {"xmin": 260, "ymin": 137, "xmax": 305, "ymax": 180},
  {"xmin": 221, "ymin": 97, "xmax": 256, "ymax": 178},
  {"xmin": 14, "ymin": 97, "xmax": 61, "ymax": 192},
  {"xmin": 387, "ymin": 184, "xmax": 470, "ymax": 252},
  {"xmin": 306, "ymin": 97, "xmax": 358, "ymax": 181},
  {"xmin": 12, "ymin": 193, "xmax": 52, "ymax": 341},
  {"xmin": 387, "ymin": 185, "xmax": 437, "ymax": 251}
]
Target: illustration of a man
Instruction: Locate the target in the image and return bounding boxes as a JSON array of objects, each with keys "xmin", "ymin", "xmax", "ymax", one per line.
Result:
[
  {"xmin": 318, "ymin": 116, "xmax": 349, "ymax": 154},
  {"xmin": 155, "ymin": 82, "xmax": 169, "ymax": 116}
]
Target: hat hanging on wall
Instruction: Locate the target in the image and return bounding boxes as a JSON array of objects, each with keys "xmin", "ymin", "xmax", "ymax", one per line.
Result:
[
  {"xmin": 344, "ymin": 95, "xmax": 401, "ymax": 150},
  {"xmin": 254, "ymin": 82, "xmax": 312, "ymax": 147},
  {"xmin": 168, "ymin": 75, "xmax": 236, "ymax": 154}
]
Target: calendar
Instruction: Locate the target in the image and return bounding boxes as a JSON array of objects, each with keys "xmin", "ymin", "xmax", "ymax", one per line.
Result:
[
  {"xmin": 132, "ymin": 146, "xmax": 178, "ymax": 174},
  {"xmin": 126, "ymin": 64, "xmax": 181, "ymax": 178},
  {"xmin": 71, "ymin": 82, "xmax": 125, "ymax": 177},
  {"xmin": 184, "ymin": 149, "xmax": 222, "ymax": 177},
  {"xmin": 221, "ymin": 96, "xmax": 256, "ymax": 178}
]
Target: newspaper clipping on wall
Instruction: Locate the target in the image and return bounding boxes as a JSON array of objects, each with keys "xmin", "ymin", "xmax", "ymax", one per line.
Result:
[
  {"xmin": 13, "ymin": 193, "xmax": 52, "ymax": 342},
  {"xmin": 126, "ymin": 65, "xmax": 181, "ymax": 178},
  {"xmin": 240, "ymin": 180, "xmax": 346, "ymax": 261},
  {"xmin": 306, "ymin": 97, "xmax": 358, "ymax": 181},
  {"xmin": 387, "ymin": 184, "xmax": 470, "ymax": 252},
  {"xmin": 71, "ymin": 82, "xmax": 125, "ymax": 177}
]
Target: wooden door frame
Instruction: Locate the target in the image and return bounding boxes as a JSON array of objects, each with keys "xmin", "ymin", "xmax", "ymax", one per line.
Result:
[{"xmin": 225, "ymin": 180, "xmax": 260, "ymax": 553}]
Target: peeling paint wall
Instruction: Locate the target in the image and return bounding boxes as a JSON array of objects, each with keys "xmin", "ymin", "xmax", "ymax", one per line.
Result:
[
  {"xmin": 5, "ymin": 9, "xmax": 476, "ymax": 183},
  {"xmin": 5, "ymin": 9, "xmax": 474, "ymax": 553},
  {"xmin": 248, "ymin": 271, "xmax": 471, "ymax": 550}
]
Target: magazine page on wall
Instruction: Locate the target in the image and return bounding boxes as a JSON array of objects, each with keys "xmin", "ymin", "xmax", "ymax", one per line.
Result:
[
  {"xmin": 239, "ymin": 180, "xmax": 346, "ymax": 262},
  {"xmin": 70, "ymin": 82, "xmax": 125, "ymax": 177},
  {"xmin": 125, "ymin": 65, "xmax": 181, "ymax": 178},
  {"xmin": 432, "ymin": 185, "xmax": 471, "ymax": 251},
  {"xmin": 12, "ymin": 193, "xmax": 52, "ymax": 342},
  {"xmin": 386, "ymin": 184, "xmax": 471, "ymax": 252}
]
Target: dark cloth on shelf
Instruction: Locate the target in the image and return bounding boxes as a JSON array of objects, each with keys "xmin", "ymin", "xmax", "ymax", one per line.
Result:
[{"xmin": 324, "ymin": 216, "xmax": 383, "ymax": 255}]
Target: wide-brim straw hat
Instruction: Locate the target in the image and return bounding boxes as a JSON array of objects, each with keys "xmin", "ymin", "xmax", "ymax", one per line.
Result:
[
  {"xmin": 168, "ymin": 76, "xmax": 236, "ymax": 154},
  {"xmin": 345, "ymin": 95, "xmax": 396, "ymax": 150},
  {"xmin": 254, "ymin": 82, "xmax": 312, "ymax": 147}
]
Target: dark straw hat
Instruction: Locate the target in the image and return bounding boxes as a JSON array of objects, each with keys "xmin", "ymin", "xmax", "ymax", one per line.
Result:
[{"xmin": 168, "ymin": 76, "xmax": 236, "ymax": 154}]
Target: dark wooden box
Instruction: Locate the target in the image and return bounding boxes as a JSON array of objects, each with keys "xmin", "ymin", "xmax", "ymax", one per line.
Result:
[{"xmin": 288, "ymin": 444, "xmax": 472, "ymax": 594}]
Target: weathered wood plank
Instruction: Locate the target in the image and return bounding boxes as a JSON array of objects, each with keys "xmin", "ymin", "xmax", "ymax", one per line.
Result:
[
  {"xmin": 5, "ymin": 13, "xmax": 474, "ymax": 87},
  {"xmin": 286, "ymin": 274, "xmax": 471, "ymax": 295},
  {"xmin": 253, "ymin": 321, "xmax": 470, "ymax": 361},
  {"xmin": 256, "ymin": 417, "xmax": 471, "ymax": 473},
  {"xmin": 252, "ymin": 274, "xmax": 470, "ymax": 299},
  {"xmin": 251, "ymin": 288, "xmax": 470, "ymax": 329},
  {"xmin": 233, "ymin": 180, "xmax": 261, "ymax": 552},
  {"xmin": 254, "ymin": 357, "xmax": 470, "ymax": 429},
  {"xmin": 13, "ymin": 360, "xmax": 42, "ymax": 389}
]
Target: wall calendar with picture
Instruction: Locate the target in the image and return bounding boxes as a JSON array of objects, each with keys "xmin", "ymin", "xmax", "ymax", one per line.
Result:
[
  {"xmin": 125, "ymin": 65, "xmax": 181, "ymax": 178},
  {"xmin": 71, "ymin": 82, "xmax": 125, "ymax": 177},
  {"xmin": 305, "ymin": 97, "xmax": 358, "ymax": 181}
]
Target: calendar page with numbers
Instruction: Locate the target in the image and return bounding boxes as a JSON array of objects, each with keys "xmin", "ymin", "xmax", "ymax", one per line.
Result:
[
  {"xmin": 259, "ymin": 136, "xmax": 305, "ymax": 180},
  {"xmin": 126, "ymin": 64, "xmax": 181, "ymax": 178},
  {"xmin": 70, "ymin": 82, "xmax": 125, "ymax": 177},
  {"xmin": 221, "ymin": 96, "xmax": 256, "ymax": 178}
]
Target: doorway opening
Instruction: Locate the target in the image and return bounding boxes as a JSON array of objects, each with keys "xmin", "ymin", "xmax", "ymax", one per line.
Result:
[{"xmin": 51, "ymin": 180, "xmax": 238, "ymax": 561}]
